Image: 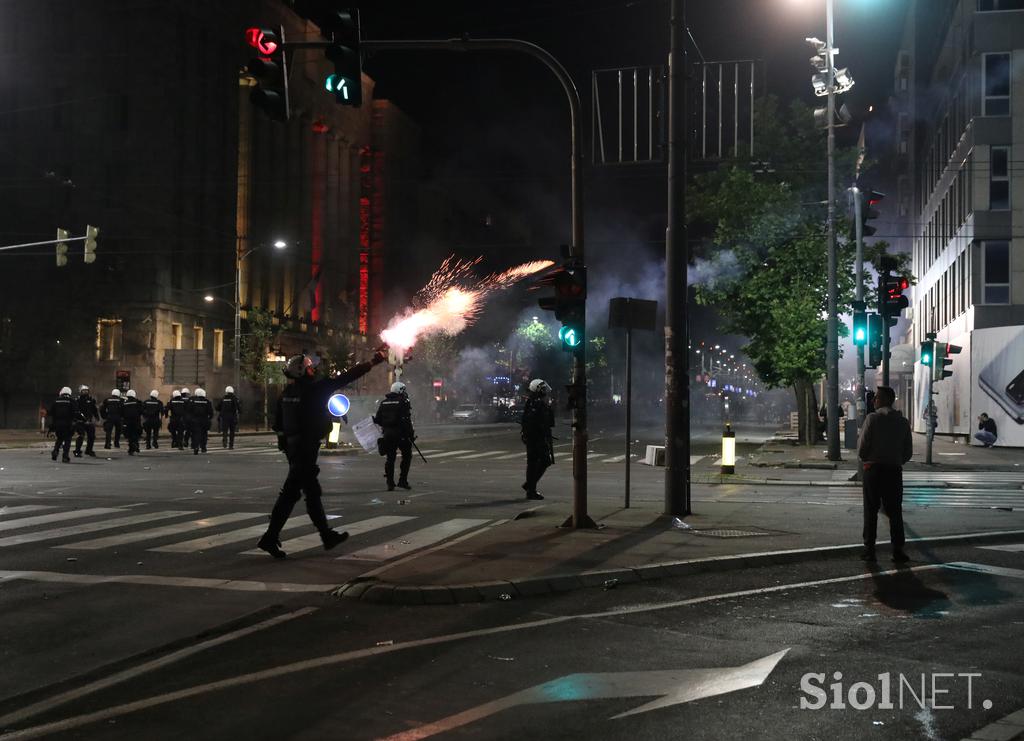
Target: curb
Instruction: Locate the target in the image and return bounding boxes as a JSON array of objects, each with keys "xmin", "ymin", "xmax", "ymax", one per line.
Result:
[{"xmin": 332, "ymin": 528, "xmax": 1024, "ymax": 606}]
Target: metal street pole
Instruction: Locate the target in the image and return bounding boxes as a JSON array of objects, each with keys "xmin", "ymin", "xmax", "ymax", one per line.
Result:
[
  {"xmin": 853, "ymin": 187, "xmax": 866, "ymax": 426},
  {"xmin": 234, "ymin": 250, "xmax": 242, "ymax": 396},
  {"xmin": 665, "ymin": 0, "xmax": 691, "ymax": 516},
  {"xmin": 825, "ymin": 0, "xmax": 841, "ymax": 461}
]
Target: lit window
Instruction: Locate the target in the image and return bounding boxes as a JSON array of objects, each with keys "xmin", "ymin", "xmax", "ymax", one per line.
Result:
[
  {"xmin": 171, "ymin": 323, "xmax": 182, "ymax": 350},
  {"xmin": 96, "ymin": 318, "xmax": 122, "ymax": 361},
  {"xmin": 213, "ymin": 329, "xmax": 224, "ymax": 368},
  {"xmin": 193, "ymin": 325, "xmax": 204, "ymax": 351}
]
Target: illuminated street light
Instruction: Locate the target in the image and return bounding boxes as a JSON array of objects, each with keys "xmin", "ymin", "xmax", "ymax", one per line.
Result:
[{"xmin": 273, "ymin": 239, "xmax": 287, "ymax": 249}]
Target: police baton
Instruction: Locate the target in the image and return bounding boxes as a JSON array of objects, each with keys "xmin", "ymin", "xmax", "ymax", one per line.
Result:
[{"xmin": 411, "ymin": 438, "xmax": 428, "ymax": 464}]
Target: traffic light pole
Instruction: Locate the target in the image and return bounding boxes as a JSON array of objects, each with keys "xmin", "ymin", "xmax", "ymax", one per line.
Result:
[
  {"xmin": 853, "ymin": 188, "xmax": 866, "ymax": 427},
  {"xmin": 355, "ymin": 37, "xmax": 593, "ymax": 528},
  {"xmin": 925, "ymin": 372, "xmax": 935, "ymax": 465},
  {"xmin": 824, "ymin": 0, "xmax": 841, "ymax": 462}
]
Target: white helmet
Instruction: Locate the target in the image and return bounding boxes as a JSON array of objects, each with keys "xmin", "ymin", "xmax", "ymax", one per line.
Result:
[
  {"xmin": 59, "ymin": 386, "xmax": 72, "ymax": 396},
  {"xmin": 150, "ymin": 390, "xmax": 159, "ymax": 398},
  {"xmin": 126, "ymin": 389, "xmax": 137, "ymax": 398},
  {"xmin": 172, "ymin": 390, "xmax": 181, "ymax": 398},
  {"xmin": 79, "ymin": 385, "xmax": 89, "ymax": 393},
  {"xmin": 180, "ymin": 388, "xmax": 190, "ymax": 396},
  {"xmin": 195, "ymin": 388, "xmax": 206, "ymax": 398},
  {"xmin": 528, "ymin": 379, "xmax": 551, "ymax": 395},
  {"xmin": 390, "ymin": 381, "xmax": 407, "ymax": 394},
  {"xmin": 112, "ymin": 389, "xmax": 121, "ymax": 397},
  {"xmin": 225, "ymin": 386, "xmax": 234, "ymax": 394}
]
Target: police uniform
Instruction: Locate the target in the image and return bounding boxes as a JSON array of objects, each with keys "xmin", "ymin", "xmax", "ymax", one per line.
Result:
[
  {"xmin": 73, "ymin": 389, "xmax": 100, "ymax": 457},
  {"xmin": 167, "ymin": 394, "xmax": 187, "ymax": 449},
  {"xmin": 374, "ymin": 389, "xmax": 415, "ymax": 490},
  {"xmin": 142, "ymin": 393, "xmax": 165, "ymax": 449},
  {"xmin": 189, "ymin": 392, "xmax": 214, "ymax": 454},
  {"xmin": 217, "ymin": 391, "xmax": 241, "ymax": 449},
  {"xmin": 100, "ymin": 392, "xmax": 124, "ymax": 448},
  {"xmin": 121, "ymin": 393, "xmax": 143, "ymax": 455},
  {"xmin": 520, "ymin": 386, "xmax": 555, "ymax": 500},
  {"xmin": 48, "ymin": 390, "xmax": 76, "ymax": 462}
]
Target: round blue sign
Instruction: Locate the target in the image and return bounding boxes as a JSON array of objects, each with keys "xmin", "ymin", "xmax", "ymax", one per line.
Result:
[{"xmin": 327, "ymin": 393, "xmax": 350, "ymax": 417}]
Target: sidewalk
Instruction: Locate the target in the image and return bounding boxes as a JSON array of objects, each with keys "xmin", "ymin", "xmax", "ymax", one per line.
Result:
[
  {"xmin": 336, "ymin": 494, "xmax": 1024, "ymax": 605},
  {"xmin": 0, "ymin": 427, "xmax": 277, "ymax": 449}
]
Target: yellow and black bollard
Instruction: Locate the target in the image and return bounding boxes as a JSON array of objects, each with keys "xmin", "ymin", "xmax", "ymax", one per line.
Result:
[{"xmin": 720, "ymin": 423, "xmax": 736, "ymax": 475}]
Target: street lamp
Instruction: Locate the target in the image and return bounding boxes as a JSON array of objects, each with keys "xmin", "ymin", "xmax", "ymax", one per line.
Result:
[{"xmin": 234, "ymin": 240, "xmax": 288, "ymax": 396}]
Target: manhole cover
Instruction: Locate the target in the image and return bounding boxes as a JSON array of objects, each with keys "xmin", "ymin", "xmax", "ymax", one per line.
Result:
[{"xmin": 688, "ymin": 528, "xmax": 774, "ymax": 538}]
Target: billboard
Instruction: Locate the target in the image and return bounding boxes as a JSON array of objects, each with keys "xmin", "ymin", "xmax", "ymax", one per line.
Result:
[{"xmin": 972, "ymin": 326, "xmax": 1024, "ymax": 447}]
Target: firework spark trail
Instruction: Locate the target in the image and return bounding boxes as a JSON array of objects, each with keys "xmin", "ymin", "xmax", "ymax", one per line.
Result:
[{"xmin": 380, "ymin": 258, "xmax": 555, "ymax": 353}]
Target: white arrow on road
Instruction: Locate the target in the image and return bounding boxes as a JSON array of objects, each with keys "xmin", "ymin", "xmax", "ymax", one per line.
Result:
[{"xmin": 379, "ymin": 648, "xmax": 789, "ymax": 740}]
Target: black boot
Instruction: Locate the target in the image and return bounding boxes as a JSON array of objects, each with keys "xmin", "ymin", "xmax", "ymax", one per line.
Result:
[
  {"xmin": 397, "ymin": 480, "xmax": 412, "ymax": 490},
  {"xmin": 51, "ymin": 450, "xmax": 58, "ymax": 461},
  {"xmin": 257, "ymin": 535, "xmax": 286, "ymax": 559},
  {"xmin": 321, "ymin": 529, "xmax": 349, "ymax": 550},
  {"xmin": 85, "ymin": 450, "xmax": 96, "ymax": 457},
  {"xmin": 526, "ymin": 490, "xmax": 544, "ymax": 500}
]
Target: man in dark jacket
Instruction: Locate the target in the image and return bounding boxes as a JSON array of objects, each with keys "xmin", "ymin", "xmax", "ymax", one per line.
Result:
[
  {"xmin": 217, "ymin": 386, "xmax": 241, "ymax": 449},
  {"xmin": 520, "ymin": 378, "xmax": 555, "ymax": 501},
  {"xmin": 374, "ymin": 381, "xmax": 415, "ymax": 491},
  {"xmin": 257, "ymin": 347, "xmax": 388, "ymax": 559},
  {"xmin": 857, "ymin": 386, "xmax": 913, "ymax": 563},
  {"xmin": 189, "ymin": 388, "xmax": 215, "ymax": 454},
  {"xmin": 73, "ymin": 385, "xmax": 100, "ymax": 458},
  {"xmin": 142, "ymin": 390, "xmax": 165, "ymax": 449},
  {"xmin": 48, "ymin": 387, "xmax": 76, "ymax": 463},
  {"xmin": 179, "ymin": 388, "xmax": 193, "ymax": 450},
  {"xmin": 974, "ymin": 413, "xmax": 998, "ymax": 447},
  {"xmin": 100, "ymin": 389, "xmax": 124, "ymax": 449},
  {"xmin": 167, "ymin": 390, "xmax": 185, "ymax": 448},
  {"xmin": 121, "ymin": 389, "xmax": 144, "ymax": 455}
]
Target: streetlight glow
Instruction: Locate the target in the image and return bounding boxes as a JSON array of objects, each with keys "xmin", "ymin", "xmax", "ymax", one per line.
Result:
[
  {"xmin": 273, "ymin": 239, "xmax": 287, "ymax": 249},
  {"xmin": 204, "ymin": 295, "xmax": 214, "ymax": 303}
]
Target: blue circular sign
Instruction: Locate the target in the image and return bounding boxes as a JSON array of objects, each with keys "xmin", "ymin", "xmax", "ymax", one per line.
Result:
[{"xmin": 327, "ymin": 393, "xmax": 350, "ymax": 417}]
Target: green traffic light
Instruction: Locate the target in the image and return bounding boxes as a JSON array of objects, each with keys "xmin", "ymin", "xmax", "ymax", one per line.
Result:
[
  {"xmin": 922, "ymin": 352, "xmax": 931, "ymax": 365},
  {"xmin": 559, "ymin": 326, "xmax": 582, "ymax": 348}
]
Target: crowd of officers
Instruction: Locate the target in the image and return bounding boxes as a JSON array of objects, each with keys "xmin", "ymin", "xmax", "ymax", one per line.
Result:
[{"xmin": 46, "ymin": 385, "xmax": 243, "ymax": 461}]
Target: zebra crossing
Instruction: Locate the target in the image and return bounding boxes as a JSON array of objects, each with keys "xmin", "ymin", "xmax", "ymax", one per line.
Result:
[
  {"xmin": 413, "ymin": 447, "xmax": 650, "ymax": 465},
  {"xmin": 0, "ymin": 504, "xmax": 494, "ymax": 562},
  {"xmin": 720, "ymin": 484, "xmax": 1024, "ymax": 510}
]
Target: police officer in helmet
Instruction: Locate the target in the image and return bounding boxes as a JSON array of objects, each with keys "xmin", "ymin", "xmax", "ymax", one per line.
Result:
[
  {"xmin": 142, "ymin": 390, "xmax": 164, "ymax": 449},
  {"xmin": 167, "ymin": 390, "xmax": 185, "ymax": 448},
  {"xmin": 73, "ymin": 385, "xmax": 100, "ymax": 458},
  {"xmin": 374, "ymin": 381, "xmax": 415, "ymax": 491},
  {"xmin": 100, "ymin": 388, "xmax": 124, "ymax": 449},
  {"xmin": 521, "ymin": 378, "xmax": 554, "ymax": 500},
  {"xmin": 257, "ymin": 346, "xmax": 388, "ymax": 559},
  {"xmin": 179, "ymin": 388, "xmax": 193, "ymax": 450},
  {"xmin": 217, "ymin": 386, "xmax": 241, "ymax": 449},
  {"xmin": 189, "ymin": 388, "xmax": 214, "ymax": 454},
  {"xmin": 49, "ymin": 387, "xmax": 76, "ymax": 463},
  {"xmin": 121, "ymin": 389, "xmax": 143, "ymax": 455}
]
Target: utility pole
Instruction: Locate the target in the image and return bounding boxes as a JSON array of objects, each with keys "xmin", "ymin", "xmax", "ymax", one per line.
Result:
[
  {"xmin": 665, "ymin": 0, "xmax": 691, "ymax": 517},
  {"xmin": 824, "ymin": 0, "xmax": 841, "ymax": 461},
  {"xmin": 924, "ymin": 331, "xmax": 937, "ymax": 464}
]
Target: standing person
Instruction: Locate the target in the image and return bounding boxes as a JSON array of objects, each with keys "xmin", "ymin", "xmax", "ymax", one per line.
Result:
[
  {"xmin": 257, "ymin": 347, "xmax": 388, "ymax": 559},
  {"xmin": 189, "ymin": 388, "xmax": 214, "ymax": 454},
  {"xmin": 100, "ymin": 388, "xmax": 124, "ymax": 449},
  {"xmin": 217, "ymin": 386, "xmax": 241, "ymax": 450},
  {"xmin": 73, "ymin": 385, "xmax": 100, "ymax": 458},
  {"xmin": 520, "ymin": 379, "xmax": 554, "ymax": 501},
  {"xmin": 142, "ymin": 390, "xmax": 165, "ymax": 449},
  {"xmin": 121, "ymin": 389, "xmax": 143, "ymax": 455},
  {"xmin": 857, "ymin": 386, "xmax": 913, "ymax": 563},
  {"xmin": 48, "ymin": 387, "xmax": 76, "ymax": 463},
  {"xmin": 167, "ymin": 390, "xmax": 185, "ymax": 448},
  {"xmin": 179, "ymin": 388, "xmax": 192, "ymax": 450},
  {"xmin": 974, "ymin": 413, "xmax": 998, "ymax": 447},
  {"xmin": 374, "ymin": 381, "xmax": 415, "ymax": 491}
]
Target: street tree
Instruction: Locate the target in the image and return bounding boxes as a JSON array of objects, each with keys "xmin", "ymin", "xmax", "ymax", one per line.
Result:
[{"xmin": 238, "ymin": 308, "xmax": 279, "ymax": 429}]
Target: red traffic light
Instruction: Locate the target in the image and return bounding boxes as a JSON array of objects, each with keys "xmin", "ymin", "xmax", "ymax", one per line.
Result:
[{"xmin": 245, "ymin": 27, "xmax": 278, "ymax": 56}]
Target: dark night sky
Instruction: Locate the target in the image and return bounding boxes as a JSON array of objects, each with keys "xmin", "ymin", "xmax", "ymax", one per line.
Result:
[{"xmin": 344, "ymin": 0, "xmax": 911, "ymax": 353}]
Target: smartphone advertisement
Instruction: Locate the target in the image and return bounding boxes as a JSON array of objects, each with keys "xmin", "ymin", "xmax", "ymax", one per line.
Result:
[{"xmin": 972, "ymin": 325, "xmax": 1024, "ymax": 446}]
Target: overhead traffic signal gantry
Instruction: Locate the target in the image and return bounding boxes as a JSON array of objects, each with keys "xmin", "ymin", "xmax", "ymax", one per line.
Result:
[
  {"xmin": 293, "ymin": 1, "xmax": 363, "ymax": 106},
  {"xmin": 84, "ymin": 224, "xmax": 99, "ymax": 264},
  {"xmin": 55, "ymin": 228, "xmax": 69, "ymax": 267}
]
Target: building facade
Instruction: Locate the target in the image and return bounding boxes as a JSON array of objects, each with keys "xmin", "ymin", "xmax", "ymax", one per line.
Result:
[{"xmin": 891, "ymin": 0, "xmax": 1024, "ymax": 446}]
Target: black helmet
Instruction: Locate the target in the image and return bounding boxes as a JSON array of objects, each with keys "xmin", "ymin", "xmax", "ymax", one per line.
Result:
[{"xmin": 284, "ymin": 354, "xmax": 312, "ymax": 380}]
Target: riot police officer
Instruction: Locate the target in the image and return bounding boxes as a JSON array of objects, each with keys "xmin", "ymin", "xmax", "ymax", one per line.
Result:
[
  {"xmin": 257, "ymin": 347, "xmax": 387, "ymax": 559},
  {"xmin": 100, "ymin": 388, "xmax": 124, "ymax": 449},
  {"xmin": 142, "ymin": 390, "xmax": 165, "ymax": 449},
  {"xmin": 374, "ymin": 381, "xmax": 415, "ymax": 491},
  {"xmin": 121, "ymin": 389, "xmax": 143, "ymax": 455},
  {"xmin": 189, "ymin": 388, "xmax": 214, "ymax": 454},
  {"xmin": 217, "ymin": 386, "xmax": 241, "ymax": 449},
  {"xmin": 73, "ymin": 385, "xmax": 100, "ymax": 458},
  {"xmin": 179, "ymin": 388, "xmax": 192, "ymax": 450},
  {"xmin": 520, "ymin": 379, "xmax": 554, "ymax": 500},
  {"xmin": 48, "ymin": 387, "xmax": 76, "ymax": 463},
  {"xmin": 167, "ymin": 390, "xmax": 185, "ymax": 449}
]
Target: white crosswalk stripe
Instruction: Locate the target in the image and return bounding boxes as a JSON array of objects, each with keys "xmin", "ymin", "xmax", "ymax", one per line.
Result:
[
  {"xmin": 493, "ymin": 452, "xmax": 524, "ymax": 460},
  {"xmin": 0, "ymin": 505, "xmax": 57, "ymax": 517},
  {"xmin": 57, "ymin": 512, "xmax": 265, "ymax": 550},
  {"xmin": 456, "ymin": 450, "xmax": 510, "ymax": 459},
  {"xmin": 339, "ymin": 518, "xmax": 490, "ymax": 562},
  {"xmin": 148, "ymin": 515, "xmax": 341, "ymax": 553},
  {"xmin": 0, "ymin": 511, "xmax": 196, "ymax": 548},
  {"xmin": 0, "ymin": 508, "xmax": 124, "ymax": 533},
  {"xmin": 240, "ymin": 515, "xmax": 415, "ymax": 556},
  {"xmin": 423, "ymin": 450, "xmax": 476, "ymax": 459},
  {"xmin": 978, "ymin": 543, "xmax": 1024, "ymax": 553}
]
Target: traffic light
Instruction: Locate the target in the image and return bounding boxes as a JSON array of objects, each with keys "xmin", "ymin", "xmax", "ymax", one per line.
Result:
[
  {"xmin": 920, "ymin": 340, "xmax": 934, "ymax": 367},
  {"xmin": 293, "ymin": 2, "xmax": 362, "ymax": 106},
  {"xmin": 246, "ymin": 27, "xmax": 290, "ymax": 122},
  {"xmin": 880, "ymin": 274, "xmax": 910, "ymax": 326},
  {"xmin": 56, "ymin": 228, "xmax": 69, "ymax": 267},
  {"xmin": 933, "ymin": 343, "xmax": 962, "ymax": 382},
  {"xmin": 83, "ymin": 224, "xmax": 98, "ymax": 264},
  {"xmin": 535, "ymin": 260, "xmax": 586, "ymax": 352},
  {"xmin": 867, "ymin": 313, "xmax": 883, "ymax": 368},
  {"xmin": 854, "ymin": 189, "xmax": 884, "ymax": 238},
  {"xmin": 851, "ymin": 300, "xmax": 867, "ymax": 346}
]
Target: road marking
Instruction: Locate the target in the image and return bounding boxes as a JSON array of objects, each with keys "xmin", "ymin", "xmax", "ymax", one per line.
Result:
[
  {"xmin": 0, "ymin": 505, "xmax": 56, "ymax": 517},
  {"xmin": 149, "ymin": 515, "xmax": 339, "ymax": 553},
  {"xmin": 457, "ymin": 450, "xmax": 510, "ymax": 459},
  {"xmin": 417, "ymin": 449, "xmax": 442, "ymax": 455},
  {"xmin": 586, "ymin": 453, "xmax": 605, "ymax": 460},
  {"xmin": 0, "ymin": 570, "xmax": 337, "ymax": 593},
  {"xmin": 240, "ymin": 515, "xmax": 415, "ymax": 556},
  {"xmin": 494, "ymin": 452, "xmax": 524, "ymax": 460},
  {"xmin": 0, "ymin": 564, "xmax": 945, "ymax": 741},
  {"xmin": 422, "ymin": 450, "xmax": 475, "ymax": 459},
  {"xmin": 0, "ymin": 508, "xmax": 123, "ymax": 533},
  {"xmin": 56, "ymin": 512, "xmax": 265, "ymax": 550},
  {"xmin": 942, "ymin": 562, "xmax": 1024, "ymax": 580},
  {"xmin": 0, "ymin": 511, "xmax": 197, "ymax": 548},
  {"xmin": 0, "ymin": 607, "xmax": 317, "ymax": 729},
  {"xmin": 356, "ymin": 519, "xmax": 509, "ymax": 580},
  {"xmin": 339, "ymin": 518, "xmax": 490, "ymax": 562},
  {"xmin": 977, "ymin": 543, "xmax": 1024, "ymax": 553}
]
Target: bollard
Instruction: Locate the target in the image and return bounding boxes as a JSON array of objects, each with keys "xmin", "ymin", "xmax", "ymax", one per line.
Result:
[{"xmin": 721, "ymin": 424, "xmax": 736, "ymax": 474}]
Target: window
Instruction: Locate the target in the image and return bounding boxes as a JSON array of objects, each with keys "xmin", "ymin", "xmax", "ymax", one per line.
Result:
[
  {"xmin": 983, "ymin": 53, "xmax": 1010, "ymax": 115},
  {"xmin": 193, "ymin": 325, "xmax": 204, "ymax": 350},
  {"xmin": 213, "ymin": 329, "xmax": 224, "ymax": 368},
  {"xmin": 96, "ymin": 319, "xmax": 122, "ymax": 361},
  {"xmin": 171, "ymin": 323, "xmax": 182, "ymax": 350},
  {"xmin": 983, "ymin": 241, "xmax": 1010, "ymax": 304},
  {"xmin": 979, "ymin": 0, "xmax": 1024, "ymax": 10},
  {"xmin": 990, "ymin": 147, "xmax": 1010, "ymax": 209}
]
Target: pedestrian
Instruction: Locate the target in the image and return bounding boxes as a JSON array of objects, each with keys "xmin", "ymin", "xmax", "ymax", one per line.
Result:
[
  {"xmin": 374, "ymin": 381, "xmax": 415, "ymax": 491},
  {"xmin": 167, "ymin": 390, "xmax": 185, "ymax": 448},
  {"xmin": 121, "ymin": 389, "xmax": 143, "ymax": 455},
  {"xmin": 73, "ymin": 385, "xmax": 100, "ymax": 458},
  {"xmin": 217, "ymin": 386, "xmax": 241, "ymax": 449},
  {"xmin": 857, "ymin": 386, "xmax": 912, "ymax": 563},
  {"xmin": 257, "ymin": 346, "xmax": 388, "ymax": 559},
  {"xmin": 100, "ymin": 388, "xmax": 124, "ymax": 449},
  {"xmin": 48, "ymin": 387, "xmax": 76, "ymax": 463},
  {"xmin": 974, "ymin": 413, "xmax": 998, "ymax": 447},
  {"xmin": 520, "ymin": 378, "xmax": 554, "ymax": 501},
  {"xmin": 179, "ymin": 388, "xmax": 193, "ymax": 450},
  {"xmin": 189, "ymin": 388, "xmax": 214, "ymax": 454},
  {"xmin": 142, "ymin": 390, "xmax": 165, "ymax": 449}
]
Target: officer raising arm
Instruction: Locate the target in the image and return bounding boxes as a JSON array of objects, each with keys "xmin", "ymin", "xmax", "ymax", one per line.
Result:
[{"xmin": 257, "ymin": 345, "xmax": 389, "ymax": 559}]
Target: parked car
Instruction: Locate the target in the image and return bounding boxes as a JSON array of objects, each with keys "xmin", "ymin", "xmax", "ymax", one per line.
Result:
[{"xmin": 451, "ymin": 404, "xmax": 482, "ymax": 423}]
